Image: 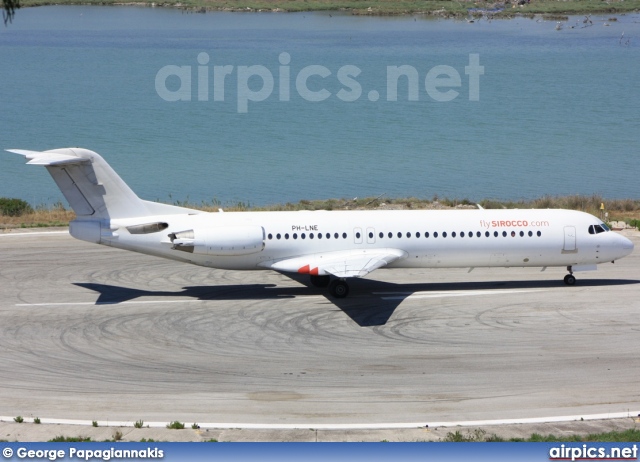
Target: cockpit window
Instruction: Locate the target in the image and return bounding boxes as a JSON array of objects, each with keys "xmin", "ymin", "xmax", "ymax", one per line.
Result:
[{"xmin": 589, "ymin": 224, "xmax": 607, "ymax": 235}]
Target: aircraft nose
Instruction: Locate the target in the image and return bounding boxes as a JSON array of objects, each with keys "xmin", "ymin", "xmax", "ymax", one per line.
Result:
[{"xmin": 618, "ymin": 233, "xmax": 634, "ymax": 256}]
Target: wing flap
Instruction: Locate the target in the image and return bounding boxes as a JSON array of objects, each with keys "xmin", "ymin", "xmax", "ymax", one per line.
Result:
[{"xmin": 262, "ymin": 248, "xmax": 408, "ymax": 278}]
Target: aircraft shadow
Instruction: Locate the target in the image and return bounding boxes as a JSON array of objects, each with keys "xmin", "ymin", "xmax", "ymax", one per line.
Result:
[{"xmin": 74, "ymin": 276, "xmax": 639, "ymax": 328}]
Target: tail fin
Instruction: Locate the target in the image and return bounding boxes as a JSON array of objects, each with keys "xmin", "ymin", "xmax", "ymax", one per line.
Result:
[{"xmin": 7, "ymin": 148, "xmax": 199, "ymax": 220}]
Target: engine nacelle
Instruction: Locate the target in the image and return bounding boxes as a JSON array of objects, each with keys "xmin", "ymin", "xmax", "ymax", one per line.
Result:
[{"xmin": 170, "ymin": 226, "xmax": 265, "ymax": 256}]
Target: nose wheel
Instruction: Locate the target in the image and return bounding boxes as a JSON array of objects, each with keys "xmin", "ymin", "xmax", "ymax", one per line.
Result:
[
  {"xmin": 564, "ymin": 273, "xmax": 576, "ymax": 285},
  {"xmin": 329, "ymin": 279, "xmax": 350, "ymax": 298}
]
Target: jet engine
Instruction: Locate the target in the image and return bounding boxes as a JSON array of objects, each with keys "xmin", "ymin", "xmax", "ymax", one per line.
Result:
[{"xmin": 169, "ymin": 226, "xmax": 265, "ymax": 256}]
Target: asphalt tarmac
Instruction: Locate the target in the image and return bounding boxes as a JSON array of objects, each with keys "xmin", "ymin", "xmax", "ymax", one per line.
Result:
[{"xmin": 1, "ymin": 229, "xmax": 638, "ymax": 434}]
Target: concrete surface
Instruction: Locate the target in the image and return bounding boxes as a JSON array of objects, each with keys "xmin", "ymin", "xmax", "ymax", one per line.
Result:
[{"xmin": 0, "ymin": 229, "xmax": 638, "ymax": 441}]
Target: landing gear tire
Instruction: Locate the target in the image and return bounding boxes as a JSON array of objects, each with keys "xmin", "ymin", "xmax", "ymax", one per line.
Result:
[
  {"xmin": 329, "ymin": 279, "xmax": 350, "ymax": 298},
  {"xmin": 310, "ymin": 275, "xmax": 331, "ymax": 288},
  {"xmin": 564, "ymin": 274, "xmax": 576, "ymax": 285}
]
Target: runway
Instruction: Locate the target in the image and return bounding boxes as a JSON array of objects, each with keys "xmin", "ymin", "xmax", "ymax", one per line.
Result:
[{"xmin": 1, "ymin": 230, "xmax": 639, "ymax": 426}]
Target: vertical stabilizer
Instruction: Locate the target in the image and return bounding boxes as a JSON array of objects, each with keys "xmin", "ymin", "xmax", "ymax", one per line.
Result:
[{"xmin": 7, "ymin": 148, "xmax": 199, "ymax": 220}]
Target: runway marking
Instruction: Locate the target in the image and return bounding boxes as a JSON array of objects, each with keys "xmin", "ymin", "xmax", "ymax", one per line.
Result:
[
  {"xmin": 374, "ymin": 288, "xmax": 542, "ymax": 300},
  {"xmin": 0, "ymin": 411, "xmax": 636, "ymax": 430},
  {"xmin": 16, "ymin": 299, "xmax": 208, "ymax": 307},
  {"xmin": 0, "ymin": 231, "xmax": 68, "ymax": 237},
  {"xmin": 16, "ymin": 294, "xmax": 326, "ymax": 307}
]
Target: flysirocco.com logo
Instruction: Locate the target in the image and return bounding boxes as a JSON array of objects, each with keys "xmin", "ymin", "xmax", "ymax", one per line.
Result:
[{"xmin": 155, "ymin": 52, "xmax": 484, "ymax": 113}]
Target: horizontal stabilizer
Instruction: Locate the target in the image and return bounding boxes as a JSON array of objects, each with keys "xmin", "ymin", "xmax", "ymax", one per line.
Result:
[{"xmin": 6, "ymin": 149, "xmax": 87, "ymax": 166}]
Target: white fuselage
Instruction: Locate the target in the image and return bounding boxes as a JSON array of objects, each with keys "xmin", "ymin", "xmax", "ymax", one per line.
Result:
[{"xmin": 83, "ymin": 208, "xmax": 633, "ymax": 273}]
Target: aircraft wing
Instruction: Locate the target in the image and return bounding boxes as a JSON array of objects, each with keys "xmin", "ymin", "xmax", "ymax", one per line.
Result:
[{"xmin": 261, "ymin": 248, "xmax": 408, "ymax": 278}]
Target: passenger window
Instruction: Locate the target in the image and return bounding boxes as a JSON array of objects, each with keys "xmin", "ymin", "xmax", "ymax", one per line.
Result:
[
  {"xmin": 334, "ymin": 233, "xmax": 339, "ymax": 239},
  {"xmin": 293, "ymin": 233, "xmax": 298, "ymax": 239},
  {"xmin": 434, "ymin": 232, "xmax": 438, "ymax": 238},
  {"xmin": 310, "ymin": 233, "xmax": 314, "ymax": 239},
  {"xmin": 318, "ymin": 233, "xmax": 322, "ymax": 239},
  {"xmin": 268, "ymin": 233, "xmax": 273, "ymax": 240},
  {"xmin": 355, "ymin": 232, "xmax": 361, "ymax": 239},
  {"xmin": 485, "ymin": 231, "xmax": 490, "ymax": 237},
  {"xmin": 460, "ymin": 231, "xmax": 464, "ymax": 238},
  {"xmin": 511, "ymin": 231, "xmax": 515, "ymax": 237},
  {"xmin": 443, "ymin": 232, "xmax": 447, "ymax": 238},
  {"xmin": 537, "ymin": 231, "xmax": 541, "ymax": 237},
  {"xmin": 502, "ymin": 231, "xmax": 507, "ymax": 237},
  {"xmin": 326, "ymin": 233, "xmax": 330, "ymax": 239},
  {"xmin": 406, "ymin": 232, "xmax": 411, "ymax": 238},
  {"xmin": 277, "ymin": 233, "xmax": 281, "ymax": 240},
  {"xmin": 476, "ymin": 231, "xmax": 481, "ymax": 238},
  {"xmin": 368, "ymin": 232, "xmax": 373, "ymax": 239},
  {"xmin": 528, "ymin": 231, "xmax": 532, "ymax": 237},
  {"xmin": 397, "ymin": 232, "xmax": 402, "ymax": 238},
  {"xmin": 379, "ymin": 232, "xmax": 383, "ymax": 238},
  {"xmin": 416, "ymin": 232, "xmax": 421, "ymax": 238},
  {"xmin": 494, "ymin": 231, "xmax": 498, "ymax": 237},
  {"xmin": 342, "ymin": 232, "xmax": 347, "ymax": 239},
  {"xmin": 425, "ymin": 232, "xmax": 430, "ymax": 238},
  {"xmin": 519, "ymin": 231, "xmax": 524, "ymax": 237},
  {"xmin": 301, "ymin": 233, "xmax": 306, "ymax": 239},
  {"xmin": 452, "ymin": 232, "xmax": 456, "ymax": 238},
  {"xmin": 388, "ymin": 232, "xmax": 393, "ymax": 238},
  {"xmin": 285, "ymin": 233, "xmax": 290, "ymax": 239}
]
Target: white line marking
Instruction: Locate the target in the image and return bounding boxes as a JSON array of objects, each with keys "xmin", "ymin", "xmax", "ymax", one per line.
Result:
[
  {"xmin": 0, "ymin": 411, "xmax": 636, "ymax": 430},
  {"xmin": 0, "ymin": 231, "xmax": 68, "ymax": 237},
  {"xmin": 16, "ymin": 299, "xmax": 206, "ymax": 307},
  {"xmin": 376, "ymin": 288, "xmax": 541, "ymax": 300}
]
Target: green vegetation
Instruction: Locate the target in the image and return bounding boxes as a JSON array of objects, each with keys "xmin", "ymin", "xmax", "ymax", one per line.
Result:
[
  {"xmin": 191, "ymin": 423, "xmax": 201, "ymax": 429},
  {"xmin": 34, "ymin": 417, "xmax": 41, "ymax": 424},
  {"xmin": 442, "ymin": 427, "xmax": 640, "ymax": 442},
  {"xmin": 2, "ymin": 194, "xmax": 639, "ymax": 230},
  {"xmin": 134, "ymin": 419, "xmax": 144, "ymax": 428},
  {"xmin": 166, "ymin": 420, "xmax": 185, "ymax": 429},
  {"xmin": 205, "ymin": 438, "xmax": 219, "ymax": 442},
  {"xmin": 0, "ymin": 198, "xmax": 32, "ymax": 217},
  {"xmin": 113, "ymin": 429, "xmax": 123, "ymax": 441},
  {"xmin": 13, "ymin": 416, "xmax": 24, "ymax": 423},
  {"xmin": 49, "ymin": 436, "xmax": 93, "ymax": 442},
  {"xmin": 14, "ymin": 0, "xmax": 640, "ymax": 17},
  {"xmin": 92, "ymin": 420, "xmax": 98, "ymax": 427}
]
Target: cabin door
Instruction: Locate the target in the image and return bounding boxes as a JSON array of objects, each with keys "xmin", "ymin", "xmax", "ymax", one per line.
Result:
[{"xmin": 563, "ymin": 226, "xmax": 576, "ymax": 251}]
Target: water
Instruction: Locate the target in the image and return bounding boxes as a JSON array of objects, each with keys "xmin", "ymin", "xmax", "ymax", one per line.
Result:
[{"xmin": 0, "ymin": 6, "xmax": 638, "ymax": 207}]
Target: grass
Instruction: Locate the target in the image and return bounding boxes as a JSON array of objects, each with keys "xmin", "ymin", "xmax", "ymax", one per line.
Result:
[
  {"xmin": 2, "ymin": 194, "xmax": 638, "ymax": 230},
  {"xmin": 166, "ymin": 420, "xmax": 185, "ymax": 429},
  {"xmin": 14, "ymin": 0, "xmax": 640, "ymax": 17},
  {"xmin": 134, "ymin": 419, "xmax": 145, "ymax": 428},
  {"xmin": 14, "ymin": 416, "xmax": 24, "ymax": 423},
  {"xmin": 442, "ymin": 427, "xmax": 640, "ymax": 442}
]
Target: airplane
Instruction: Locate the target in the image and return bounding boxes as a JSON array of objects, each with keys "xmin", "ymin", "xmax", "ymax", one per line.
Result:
[{"xmin": 7, "ymin": 147, "xmax": 634, "ymax": 298}]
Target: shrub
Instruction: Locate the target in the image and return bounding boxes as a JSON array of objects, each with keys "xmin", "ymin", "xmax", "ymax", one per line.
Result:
[
  {"xmin": 0, "ymin": 198, "xmax": 33, "ymax": 217},
  {"xmin": 92, "ymin": 421, "xmax": 98, "ymax": 427},
  {"xmin": 166, "ymin": 421, "xmax": 185, "ymax": 430},
  {"xmin": 191, "ymin": 423, "xmax": 200, "ymax": 429},
  {"xmin": 14, "ymin": 416, "xmax": 24, "ymax": 423},
  {"xmin": 113, "ymin": 430, "xmax": 123, "ymax": 441},
  {"xmin": 134, "ymin": 420, "xmax": 144, "ymax": 429},
  {"xmin": 34, "ymin": 417, "xmax": 41, "ymax": 424}
]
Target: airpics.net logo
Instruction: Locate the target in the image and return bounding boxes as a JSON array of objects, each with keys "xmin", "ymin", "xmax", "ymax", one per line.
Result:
[{"xmin": 154, "ymin": 52, "xmax": 484, "ymax": 113}]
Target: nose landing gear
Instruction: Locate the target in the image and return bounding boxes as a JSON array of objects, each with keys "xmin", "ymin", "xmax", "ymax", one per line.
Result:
[{"xmin": 564, "ymin": 266, "xmax": 576, "ymax": 285}]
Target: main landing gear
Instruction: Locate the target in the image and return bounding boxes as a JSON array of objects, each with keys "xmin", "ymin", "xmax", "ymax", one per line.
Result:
[
  {"xmin": 309, "ymin": 275, "xmax": 349, "ymax": 298},
  {"xmin": 329, "ymin": 279, "xmax": 349, "ymax": 298},
  {"xmin": 564, "ymin": 266, "xmax": 576, "ymax": 286}
]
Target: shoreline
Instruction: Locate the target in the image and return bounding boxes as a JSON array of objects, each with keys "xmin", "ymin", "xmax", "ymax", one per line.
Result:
[
  {"xmin": 14, "ymin": 1, "xmax": 640, "ymax": 19},
  {"xmin": 2, "ymin": 195, "xmax": 639, "ymax": 230}
]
